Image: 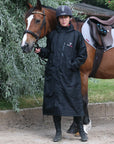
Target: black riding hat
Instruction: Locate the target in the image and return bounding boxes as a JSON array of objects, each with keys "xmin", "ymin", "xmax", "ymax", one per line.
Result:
[{"xmin": 56, "ymin": 5, "xmax": 72, "ymax": 18}]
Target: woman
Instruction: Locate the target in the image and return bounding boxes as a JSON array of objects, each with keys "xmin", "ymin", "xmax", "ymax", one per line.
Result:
[{"xmin": 35, "ymin": 5, "xmax": 88, "ymax": 142}]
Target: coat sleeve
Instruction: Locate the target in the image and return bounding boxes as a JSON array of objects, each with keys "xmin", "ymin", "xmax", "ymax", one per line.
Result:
[
  {"xmin": 71, "ymin": 32, "xmax": 87, "ymax": 70},
  {"xmin": 38, "ymin": 35, "xmax": 51, "ymax": 58}
]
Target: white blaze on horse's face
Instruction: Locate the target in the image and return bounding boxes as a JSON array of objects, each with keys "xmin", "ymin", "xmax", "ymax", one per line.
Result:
[{"xmin": 21, "ymin": 15, "xmax": 34, "ymax": 47}]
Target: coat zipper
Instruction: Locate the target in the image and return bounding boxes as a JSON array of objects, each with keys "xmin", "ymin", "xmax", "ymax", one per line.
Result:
[{"xmin": 62, "ymin": 42, "xmax": 65, "ymax": 57}]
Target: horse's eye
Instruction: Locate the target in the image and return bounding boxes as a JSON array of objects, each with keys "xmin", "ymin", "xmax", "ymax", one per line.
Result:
[{"xmin": 35, "ymin": 19, "xmax": 40, "ymax": 24}]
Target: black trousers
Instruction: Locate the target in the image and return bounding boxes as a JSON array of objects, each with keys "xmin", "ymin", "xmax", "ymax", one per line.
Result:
[
  {"xmin": 53, "ymin": 116, "xmax": 61, "ymax": 132},
  {"xmin": 53, "ymin": 116, "xmax": 82, "ymax": 131}
]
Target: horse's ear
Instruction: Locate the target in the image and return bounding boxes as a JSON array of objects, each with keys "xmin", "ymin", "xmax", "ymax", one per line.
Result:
[
  {"xmin": 27, "ymin": 3, "xmax": 33, "ymax": 9},
  {"xmin": 36, "ymin": 0, "xmax": 42, "ymax": 10}
]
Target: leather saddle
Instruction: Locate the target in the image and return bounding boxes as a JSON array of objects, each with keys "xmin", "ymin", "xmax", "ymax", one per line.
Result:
[
  {"xmin": 88, "ymin": 16, "xmax": 114, "ymax": 50},
  {"xmin": 89, "ymin": 16, "xmax": 114, "ymax": 26}
]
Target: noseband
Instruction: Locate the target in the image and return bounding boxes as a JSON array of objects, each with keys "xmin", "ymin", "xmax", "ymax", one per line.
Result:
[{"xmin": 23, "ymin": 10, "xmax": 46, "ymax": 46}]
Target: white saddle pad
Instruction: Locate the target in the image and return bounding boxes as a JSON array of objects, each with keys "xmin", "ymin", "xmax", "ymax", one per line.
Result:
[{"xmin": 81, "ymin": 18, "xmax": 114, "ymax": 52}]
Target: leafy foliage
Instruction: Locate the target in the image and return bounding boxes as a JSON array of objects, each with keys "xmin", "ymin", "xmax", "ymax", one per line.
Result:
[
  {"xmin": 0, "ymin": 0, "xmax": 80, "ymax": 111},
  {"xmin": 0, "ymin": 0, "xmax": 44, "ymax": 110},
  {"xmin": 82, "ymin": 0, "xmax": 107, "ymax": 8},
  {"xmin": 105, "ymin": 0, "xmax": 114, "ymax": 10}
]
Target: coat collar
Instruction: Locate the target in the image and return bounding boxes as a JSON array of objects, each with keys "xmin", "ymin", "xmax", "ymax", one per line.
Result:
[{"xmin": 56, "ymin": 23, "xmax": 74, "ymax": 33}]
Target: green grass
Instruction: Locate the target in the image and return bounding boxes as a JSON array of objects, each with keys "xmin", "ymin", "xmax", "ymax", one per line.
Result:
[
  {"xmin": 0, "ymin": 99, "xmax": 12, "ymax": 110},
  {"xmin": 0, "ymin": 79, "xmax": 114, "ymax": 110},
  {"xmin": 88, "ymin": 79, "xmax": 114, "ymax": 103},
  {"xmin": 18, "ymin": 94, "xmax": 43, "ymax": 109},
  {"xmin": 0, "ymin": 93, "xmax": 43, "ymax": 110}
]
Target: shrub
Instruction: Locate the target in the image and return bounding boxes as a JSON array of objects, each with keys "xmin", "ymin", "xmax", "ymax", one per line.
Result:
[
  {"xmin": 0, "ymin": 0, "xmax": 45, "ymax": 110},
  {"xmin": 0, "ymin": 0, "xmax": 79, "ymax": 110}
]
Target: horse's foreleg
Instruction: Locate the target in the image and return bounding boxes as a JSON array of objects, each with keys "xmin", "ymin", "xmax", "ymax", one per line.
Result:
[
  {"xmin": 81, "ymin": 72, "xmax": 92, "ymax": 134},
  {"xmin": 81, "ymin": 73, "xmax": 90, "ymax": 124}
]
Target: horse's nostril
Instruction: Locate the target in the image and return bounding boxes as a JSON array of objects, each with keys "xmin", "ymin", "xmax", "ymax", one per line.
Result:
[
  {"xmin": 21, "ymin": 42, "xmax": 31, "ymax": 53},
  {"xmin": 21, "ymin": 43, "xmax": 28, "ymax": 50},
  {"xmin": 21, "ymin": 46, "xmax": 25, "ymax": 51},
  {"xmin": 25, "ymin": 42, "xmax": 29, "ymax": 47}
]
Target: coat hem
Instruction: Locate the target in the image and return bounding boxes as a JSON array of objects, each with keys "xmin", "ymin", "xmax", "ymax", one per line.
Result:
[{"xmin": 43, "ymin": 113, "xmax": 84, "ymax": 117}]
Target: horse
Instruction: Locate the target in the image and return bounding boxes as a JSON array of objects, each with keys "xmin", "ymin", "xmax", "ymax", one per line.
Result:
[{"xmin": 21, "ymin": 0, "xmax": 114, "ymax": 133}]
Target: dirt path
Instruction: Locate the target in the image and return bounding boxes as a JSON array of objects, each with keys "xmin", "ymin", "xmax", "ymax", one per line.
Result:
[{"xmin": 0, "ymin": 118, "xmax": 114, "ymax": 144}]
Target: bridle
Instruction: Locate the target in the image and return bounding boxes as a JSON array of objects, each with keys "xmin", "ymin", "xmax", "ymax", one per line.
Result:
[
  {"xmin": 23, "ymin": 10, "xmax": 46, "ymax": 48},
  {"xmin": 23, "ymin": 10, "xmax": 47, "ymax": 64}
]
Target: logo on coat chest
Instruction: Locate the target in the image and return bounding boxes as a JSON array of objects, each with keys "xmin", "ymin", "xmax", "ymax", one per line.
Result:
[{"xmin": 66, "ymin": 42, "xmax": 72, "ymax": 47}]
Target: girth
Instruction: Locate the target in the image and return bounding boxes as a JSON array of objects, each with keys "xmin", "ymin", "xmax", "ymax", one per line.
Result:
[{"xmin": 88, "ymin": 16, "xmax": 114, "ymax": 77}]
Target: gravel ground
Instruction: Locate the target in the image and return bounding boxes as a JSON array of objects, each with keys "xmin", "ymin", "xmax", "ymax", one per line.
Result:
[{"xmin": 0, "ymin": 117, "xmax": 114, "ymax": 144}]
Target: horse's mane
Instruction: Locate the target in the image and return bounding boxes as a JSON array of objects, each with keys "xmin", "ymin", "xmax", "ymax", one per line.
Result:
[
  {"xmin": 25, "ymin": 5, "xmax": 56, "ymax": 19},
  {"xmin": 25, "ymin": 7, "xmax": 36, "ymax": 19},
  {"xmin": 42, "ymin": 5, "xmax": 56, "ymax": 11}
]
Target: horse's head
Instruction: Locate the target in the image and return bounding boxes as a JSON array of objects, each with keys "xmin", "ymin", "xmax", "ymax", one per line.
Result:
[{"xmin": 21, "ymin": 0, "xmax": 57, "ymax": 53}]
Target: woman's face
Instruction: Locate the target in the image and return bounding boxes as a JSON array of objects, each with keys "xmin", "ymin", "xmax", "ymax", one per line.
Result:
[{"xmin": 58, "ymin": 15, "xmax": 71, "ymax": 27}]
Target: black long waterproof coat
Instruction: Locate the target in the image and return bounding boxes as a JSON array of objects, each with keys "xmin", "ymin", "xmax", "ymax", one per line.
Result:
[{"xmin": 39, "ymin": 24, "xmax": 87, "ymax": 116}]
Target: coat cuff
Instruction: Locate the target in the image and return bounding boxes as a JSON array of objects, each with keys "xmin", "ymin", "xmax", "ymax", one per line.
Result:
[{"xmin": 70, "ymin": 61, "xmax": 79, "ymax": 71}]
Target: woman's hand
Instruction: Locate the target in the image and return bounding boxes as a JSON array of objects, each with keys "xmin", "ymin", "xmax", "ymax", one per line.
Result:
[{"xmin": 34, "ymin": 48, "xmax": 41, "ymax": 54}]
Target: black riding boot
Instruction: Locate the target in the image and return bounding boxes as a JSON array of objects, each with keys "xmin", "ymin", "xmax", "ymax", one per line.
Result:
[
  {"xmin": 74, "ymin": 117, "xmax": 88, "ymax": 142},
  {"xmin": 53, "ymin": 116, "xmax": 62, "ymax": 142}
]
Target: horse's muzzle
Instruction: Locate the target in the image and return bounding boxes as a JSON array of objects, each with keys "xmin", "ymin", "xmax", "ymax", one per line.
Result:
[{"xmin": 21, "ymin": 43, "xmax": 32, "ymax": 53}]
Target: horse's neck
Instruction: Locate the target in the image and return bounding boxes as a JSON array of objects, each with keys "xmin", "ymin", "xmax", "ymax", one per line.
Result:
[
  {"xmin": 44, "ymin": 8, "xmax": 57, "ymax": 34},
  {"xmin": 71, "ymin": 19, "xmax": 83, "ymax": 32}
]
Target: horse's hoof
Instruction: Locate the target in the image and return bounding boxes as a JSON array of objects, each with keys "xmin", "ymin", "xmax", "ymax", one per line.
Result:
[
  {"xmin": 67, "ymin": 122, "xmax": 78, "ymax": 134},
  {"xmin": 75, "ymin": 132, "xmax": 80, "ymax": 137},
  {"xmin": 84, "ymin": 120, "xmax": 92, "ymax": 134}
]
